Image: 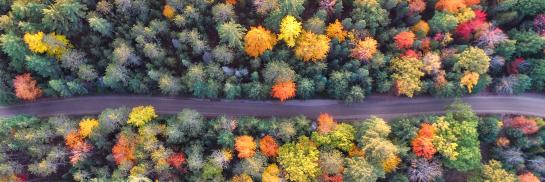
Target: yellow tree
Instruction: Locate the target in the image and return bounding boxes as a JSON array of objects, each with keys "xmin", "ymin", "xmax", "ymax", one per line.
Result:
[
  {"xmin": 23, "ymin": 32, "xmax": 70, "ymax": 58},
  {"xmin": 244, "ymin": 26, "xmax": 277, "ymax": 57},
  {"xmin": 391, "ymin": 57, "xmax": 424, "ymax": 97},
  {"xmin": 326, "ymin": 19, "xmax": 347, "ymax": 43},
  {"xmin": 278, "ymin": 15, "xmax": 302, "ymax": 47},
  {"xmin": 78, "ymin": 118, "xmax": 99, "ymax": 138},
  {"xmin": 460, "ymin": 71, "xmax": 479, "ymax": 93},
  {"xmin": 294, "ymin": 31, "xmax": 330, "ymax": 62},
  {"xmin": 235, "ymin": 135, "xmax": 256, "ymax": 158},
  {"xmin": 128, "ymin": 105, "xmax": 158, "ymax": 127}
]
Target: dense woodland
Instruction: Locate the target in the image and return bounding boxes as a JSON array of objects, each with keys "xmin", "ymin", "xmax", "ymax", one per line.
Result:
[
  {"xmin": 0, "ymin": 102, "xmax": 544, "ymax": 181},
  {"xmin": 1, "ymin": 0, "xmax": 545, "ymax": 103}
]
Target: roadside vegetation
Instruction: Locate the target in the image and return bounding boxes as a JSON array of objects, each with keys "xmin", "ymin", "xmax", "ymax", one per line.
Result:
[
  {"xmin": 1, "ymin": 101, "xmax": 544, "ymax": 181},
  {"xmin": 1, "ymin": 0, "xmax": 545, "ymax": 104}
]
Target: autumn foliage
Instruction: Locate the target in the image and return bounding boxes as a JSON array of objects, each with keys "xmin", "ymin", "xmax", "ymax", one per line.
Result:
[
  {"xmin": 317, "ymin": 113, "xmax": 336, "ymax": 133},
  {"xmin": 112, "ymin": 133, "xmax": 136, "ymax": 165},
  {"xmin": 259, "ymin": 135, "xmax": 279, "ymax": 157},
  {"xmin": 503, "ymin": 116, "xmax": 540, "ymax": 135},
  {"xmin": 435, "ymin": 0, "xmax": 466, "ymax": 13},
  {"xmin": 460, "ymin": 72, "xmax": 479, "ymax": 93},
  {"xmin": 168, "ymin": 152, "xmax": 187, "ymax": 170},
  {"xmin": 394, "ymin": 31, "xmax": 415, "ymax": 49},
  {"xmin": 65, "ymin": 131, "xmax": 92, "ymax": 165},
  {"xmin": 326, "ymin": 20, "xmax": 347, "ymax": 43},
  {"xmin": 411, "ymin": 123, "xmax": 437, "ymax": 159},
  {"xmin": 23, "ymin": 32, "xmax": 70, "ymax": 58},
  {"xmin": 350, "ymin": 37, "xmax": 378, "ymax": 61},
  {"xmin": 78, "ymin": 118, "xmax": 99, "ymax": 138},
  {"xmin": 278, "ymin": 15, "xmax": 302, "ymax": 47},
  {"xmin": 127, "ymin": 105, "xmax": 157, "ymax": 127},
  {"xmin": 518, "ymin": 172, "xmax": 540, "ymax": 182},
  {"xmin": 271, "ymin": 80, "xmax": 296, "ymax": 102},
  {"xmin": 294, "ymin": 31, "xmax": 331, "ymax": 62},
  {"xmin": 13, "ymin": 73, "xmax": 42, "ymax": 101},
  {"xmin": 244, "ymin": 26, "xmax": 277, "ymax": 57},
  {"xmin": 235, "ymin": 135, "xmax": 256, "ymax": 158},
  {"xmin": 163, "ymin": 5, "xmax": 176, "ymax": 19}
]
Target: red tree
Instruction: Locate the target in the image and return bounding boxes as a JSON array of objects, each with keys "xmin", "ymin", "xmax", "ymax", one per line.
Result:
[
  {"xmin": 504, "ymin": 116, "xmax": 539, "ymax": 135},
  {"xmin": 168, "ymin": 152, "xmax": 187, "ymax": 170},
  {"xmin": 394, "ymin": 31, "xmax": 416, "ymax": 49},
  {"xmin": 112, "ymin": 133, "xmax": 136, "ymax": 165},
  {"xmin": 13, "ymin": 73, "xmax": 42, "ymax": 101}
]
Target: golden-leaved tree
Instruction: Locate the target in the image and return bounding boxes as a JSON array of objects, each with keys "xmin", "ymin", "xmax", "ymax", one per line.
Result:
[
  {"xmin": 244, "ymin": 26, "xmax": 277, "ymax": 57},
  {"xmin": 325, "ymin": 19, "xmax": 347, "ymax": 43},
  {"xmin": 278, "ymin": 15, "xmax": 302, "ymax": 47},
  {"xmin": 390, "ymin": 57, "xmax": 424, "ymax": 97},
  {"xmin": 294, "ymin": 31, "xmax": 330, "ymax": 62},
  {"xmin": 23, "ymin": 32, "xmax": 70, "ymax": 58},
  {"xmin": 127, "ymin": 105, "xmax": 157, "ymax": 127}
]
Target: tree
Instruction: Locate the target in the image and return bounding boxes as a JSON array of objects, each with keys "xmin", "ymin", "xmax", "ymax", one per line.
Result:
[
  {"xmin": 460, "ymin": 72, "xmax": 479, "ymax": 93},
  {"xmin": 278, "ymin": 15, "xmax": 302, "ymax": 47},
  {"xmin": 344, "ymin": 157, "xmax": 379, "ymax": 182},
  {"xmin": 432, "ymin": 117, "xmax": 459, "ymax": 160},
  {"xmin": 112, "ymin": 132, "xmax": 136, "ymax": 166},
  {"xmin": 244, "ymin": 26, "xmax": 277, "ymax": 57},
  {"xmin": 127, "ymin": 105, "xmax": 157, "ymax": 127},
  {"xmin": 350, "ymin": 37, "xmax": 378, "ymax": 61},
  {"xmin": 325, "ymin": 19, "xmax": 347, "ymax": 43},
  {"xmin": 411, "ymin": 123, "xmax": 436, "ymax": 159},
  {"xmin": 163, "ymin": 5, "xmax": 176, "ymax": 19},
  {"xmin": 278, "ymin": 136, "xmax": 320, "ymax": 182},
  {"xmin": 320, "ymin": 150, "xmax": 344, "ymax": 175},
  {"xmin": 503, "ymin": 116, "xmax": 539, "ymax": 135},
  {"xmin": 478, "ymin": 116, "xmax": 501, "ymax": 143},
  {"xmin": 262, "ymin": 164, "xmax": 281, "ymax": 182},
  {"xmin": 411, "ymin": 20, "xmax": 430, "ymax": 36},
  {"xmin": 271, "ymin": 80, "xmax": 296, "ymax": 102},
  {"xmin": 518, "ymin": 172, "xmax": 540, "ymax": 182},
  {"xmin": 454, "ymin": 47, "xmax": 490, "ymax": 75},
  {"xmin": 435, "ymin": 0, "xmax": 466, "ymax": 13},
  {"xmin": 88, "ymin": 16, "xmax": 112, "ymax": 36},
  {"xmin": 0, "ymin": 33, "xmax": 29, "ymax": 71},
  {"xmin": 407, "ymin": 158, "xmax": 443, "ymax": 182},
  {"xmin": 317, "ymin": 113, "xmax": 336, "ymax": 133},
  {"xmin": 481, "ymin": 160, "xmax": 517, "ymax": 182},
  {"xmin": 42, "ymin": 0, "xmax": 87, "ymax": 35},
  {"xmin": 235, "ymin": 135, "xmax": 256, "ymax": 158},
  {"xmin": 390, "ymin": 57, "xmax": 424, "ymax": 97},
  {"xmin": 259, "ymin": 135, "xmax": 279, "ymax": 157},
  {"xmin": 168, "ymin": 152, "xmax": 187, "ymax": 170},
  {"xmin": 312, "ymin": 123, "xmax": 355, "ymax": 151},
  {"xmin": 78, "ymin": 118, "xmax": 99, "ymax": 138},
  {"xmin": 294, "ymin": 31, "xmax": 330, "ymax": 62},
  {"xmin": 429, "ymin": 11, "xmax": 459, "ymax": 33},
  {"xmin": 263, "ymin": 60, "xmax": 296, "ymax": 84},
  {"xmin": 394, "ymin": 31, "xmax": 415, "ymax": 49},
  {"xmin": 212, "ymin": 3, "xmax": 235, "ymax": 23},
  {"xmin": 12, "ymin": 73, "xmax": 42, "ymax": 101}
]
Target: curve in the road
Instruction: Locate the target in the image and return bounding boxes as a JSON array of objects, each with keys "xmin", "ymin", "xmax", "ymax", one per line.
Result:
[{"xmin": 1, "ymin": 94, "xmax": 545, "ymax": 120}]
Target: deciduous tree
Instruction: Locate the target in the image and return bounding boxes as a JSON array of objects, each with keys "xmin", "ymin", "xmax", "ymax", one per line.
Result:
[
  {"xmin": 127, "ymin": 105, "xmax": 157, "ymax": 127},
  {"xmin": 294, "ymin": 31, "xmax": 330, "ymax": 62},
  {"xmin": 278, "ymin": 15, "xmax": 302, "ymax": 47},
  {"xmin": 271, "ymin": 80, "xmax": 296, "ymax": 102},
  {"xmin": 13, "ymin": 73, "xmax": 42, "ymax": 101},
  {"xmin": 235, "ymin": 135, "xmax": 256, "ymax": 158},
  {"xmin": 244, "ymin": 26, "xmax": 277, "ymax": 57}
]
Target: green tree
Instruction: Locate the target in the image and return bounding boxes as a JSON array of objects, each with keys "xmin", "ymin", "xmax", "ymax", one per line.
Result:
[
  {"xmin": 344, "ymin": 157, "xmax": 379, "ymax": 182},
  {"xmin": 217, "ymin": 22, "xmax": 246, "ymax": 50},
  {"xmin": 88, "ymin": 16, "xmax": 112, "ymax": 36},
  {"xmin": 42, "ymin": 0, "xmax": 87, "ymax": 35}
]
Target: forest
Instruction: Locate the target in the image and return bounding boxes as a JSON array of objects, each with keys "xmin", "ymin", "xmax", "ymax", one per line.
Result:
[
  {"xmin": 1, "ymin": 0, "xmax": 545, "ymax": 104},
  {"xmin": 0, "ymin": 101, "xmax": 544, "ymax": 181}
]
